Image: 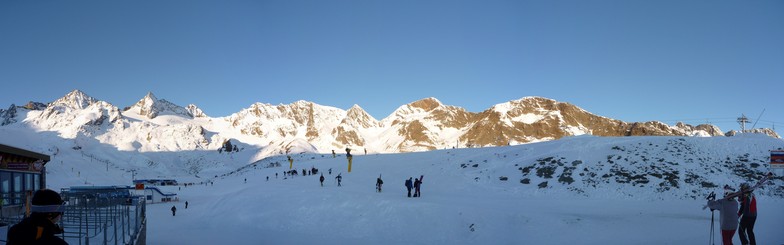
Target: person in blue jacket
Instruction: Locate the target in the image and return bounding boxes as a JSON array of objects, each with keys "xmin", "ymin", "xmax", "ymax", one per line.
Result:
[{"xmin": 405, "ymin": 177, "xmax": 413, "ymax": 197}]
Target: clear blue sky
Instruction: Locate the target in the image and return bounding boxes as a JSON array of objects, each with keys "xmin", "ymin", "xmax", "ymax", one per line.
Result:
[{"xmin": 1, "ymin": 1, "xmax": 782, "ymax": 135}]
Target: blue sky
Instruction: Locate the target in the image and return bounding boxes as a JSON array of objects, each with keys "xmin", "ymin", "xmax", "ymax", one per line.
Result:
[{"xmin": 1, "ymin": 1, "xmax": 782, "ymax": 135}]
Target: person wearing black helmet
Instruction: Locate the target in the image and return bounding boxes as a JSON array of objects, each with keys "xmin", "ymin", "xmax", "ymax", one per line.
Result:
[
  {"xmin": 6, "ymin": 189, "xmax": 68, "ymax": 245},
  {"xmin": 738, "ymin": 182, "xmax": 757, "ymax": 245}
]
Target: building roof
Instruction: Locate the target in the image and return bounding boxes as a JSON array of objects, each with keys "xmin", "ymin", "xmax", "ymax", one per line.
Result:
[{"xmin": 0, "ymin": 143, "xmax": 50, "ymax": 162}]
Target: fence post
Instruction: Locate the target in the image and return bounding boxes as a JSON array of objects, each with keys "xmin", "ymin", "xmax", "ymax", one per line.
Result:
[
  {"xmin": 115, "ymin": 202, "xmax": 119, "ymax": 245},
  {"xmin": 84, "ymin": 195, "xmax": 89, "ymax": 245},
  {"xmin": 122, "ymin": 204, "xmax": 126, "ymax": 244},
  {"xmin": 103, "ymin": 222, "xmax": 107, "ymax": 245}
]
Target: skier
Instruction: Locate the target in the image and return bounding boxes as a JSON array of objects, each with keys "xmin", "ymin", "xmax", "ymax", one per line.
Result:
[
  {"xmin": 320, "ymin": 174, "xmax": 325, "ymax": 187},
  {"xmin": 738, "ymin": 182, "xmax": 757, "ymax": 245},
  {"xmin": 335, "ymin": 174, "xmax": 342, "ymax": 187},
  {"xmin": 6, "ymin": 189, "xmax": 68, "ymax": 245},
  {"xmin": 376, "ymin": 176, "xmax": 384, "ymax": 192},
  {"xmin": 185, "ymin": 201, "xmax": 189, "ymax": 209},
  {"xmin": 405, "ymin": 177, "xmax": 413, "ymax": 197},
  {"xmin": 706, "ymin": 185, "xmax": 739, "ymax": 245},
  {"xmin": 413, "ymin": 177, "xmax": 421, "ymax": 197},
  {"xmin": 171, "ymin": 205, "xmax": 177, "ymax": 216},
  {"xmin": 329, "ymin": 168, "xmax": 332, "ymax": 175}
]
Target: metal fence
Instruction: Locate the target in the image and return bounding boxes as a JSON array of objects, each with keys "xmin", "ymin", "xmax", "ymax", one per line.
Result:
[
  {"xmin": 0, "ymin": 187, "xmax": 146, "ymax": 245},
  {"xmin": 60, "ymin": 187, "xmax": 147, "ymax": 245}
]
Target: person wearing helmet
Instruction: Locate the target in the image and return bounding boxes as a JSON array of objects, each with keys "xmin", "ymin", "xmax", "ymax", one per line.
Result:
[
  {"xmin": 707, "ymin": 185, "xmax": 739, "ymax": 245},
  {"xmin": 738, "ymin": 182, "xmax": 757, "ymax": 245},
  {"xmin": 6, "ymin": 189, "xmax": 68, "ymax": 245}
]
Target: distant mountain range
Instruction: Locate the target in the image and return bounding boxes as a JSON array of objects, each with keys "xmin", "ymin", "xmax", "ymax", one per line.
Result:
[{"xmin": 0, "ymin": 90, "xmax": 779, "ymax": 158}]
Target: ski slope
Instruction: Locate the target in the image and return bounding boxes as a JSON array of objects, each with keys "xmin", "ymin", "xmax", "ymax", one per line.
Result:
[
  {"xmin": 2, "ymin": 126, "xmax": 783, "ymax": 244},
  {"xmin": 142, "ymin": 136, "xmax": 784, "ymax": 244}
]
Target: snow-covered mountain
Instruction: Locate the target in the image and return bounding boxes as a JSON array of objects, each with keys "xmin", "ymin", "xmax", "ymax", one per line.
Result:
[
  {"xmin": 1, "ymin": 90, "xmax": 781, "ymax": 179},
  {"xmin": 4, "ymin": 123, "xmax": 784, "ymax": 244},
  {"xmin": 186, "ymin": 104, "xmax": 207, "ymax": 118},
  {"xmin": 126, "ymin": 92, "xmax": 193, "ymax": 119}
]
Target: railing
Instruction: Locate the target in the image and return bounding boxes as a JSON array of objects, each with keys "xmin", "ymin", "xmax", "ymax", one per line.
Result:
[{"xmin": 59, "ymin": 189, "xmax": 147, "ymax": 245}]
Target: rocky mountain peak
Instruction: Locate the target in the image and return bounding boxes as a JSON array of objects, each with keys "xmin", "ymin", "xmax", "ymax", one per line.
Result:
[
  {"xmin": 344, "ymin": 104, "xmax": 381, "ymax": 128},
  {"xmin": 725, "ymin": 128, "xmax": 780, "ymax": 138},
  {"xmin": 23, "ymin": 101, "xmax": 48, "ymax": 110},
  {"xmin": 128, "ymin": 92, "xmax": 192, "ymax": 119},
  {"xmin": 409, "ymin": 97, "xmax": 442, "ymax": 112},
  {"xmin": 52, "ymin": 89, "xmax": 97, "ymax": 109},
  {"xmin": 1, "ymin": 104, "xmax": 17, "ymax": 126},
  {"xmin": 186, "ymin": 104, "xmax": 207, "ymax": 118}
]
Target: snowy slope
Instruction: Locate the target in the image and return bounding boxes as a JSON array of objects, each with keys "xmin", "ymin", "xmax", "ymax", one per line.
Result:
[
  {"xmin": 4, "ymin": 127, "xmax": 784, "ymax": 244},
  {"xmin": 137, "ymin": 134, "xmax": 783, "ymax": 245}
]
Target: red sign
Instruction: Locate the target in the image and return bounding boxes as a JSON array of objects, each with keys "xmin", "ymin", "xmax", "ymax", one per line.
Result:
[
  {"xmin": 772, "ymin": 150, "xmax": 784, "ymax": 169},
  {"xmin": 135, "ymin": 183, "xmax": 145, "ymax": 190},
  {"xmin": 6, "ymin": 162, "xmax": 30, "ymax": 171}
]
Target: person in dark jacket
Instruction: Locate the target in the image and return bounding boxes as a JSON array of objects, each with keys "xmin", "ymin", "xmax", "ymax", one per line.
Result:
[
  {"xmin": 171, "ymin": 205, "xmax": 177, "ymax": 216},
  {"xmin": 335, "ymin": 174, "xmax": 342, "ymax": 187},
  {"xmin": 320, "ymin": 174, "xmax": 325, "ymax": 187},
  {"xmin": 413, "ymin": 177, "xmax": 422, "ymax": 197},
  {"xmin": 738, "ymin": 182, "xmax": 757, "ymax": 245},
  {"xmin": 6, "ymin": 189, "xmax": 68, "ymax": 245},
  {"xmin": 376, "ymin": 176, "xmax": 384, "ymax": 192},
  {"xmin": 405, "ymin": 177, "xmax": 413, "ymax": 197}
]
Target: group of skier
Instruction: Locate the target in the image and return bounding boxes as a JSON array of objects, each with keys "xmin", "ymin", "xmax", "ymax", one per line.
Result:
[
  {"xmin": 706, "ymin": 182, "xmax": 759, "ymax": 245},
  {"xmin": 310, "ymin": 171, "xmax": 423, "ymax": 198},
  {"xmin": 404, "ymin": 175, "xmax": 424, "ymax": 197}
]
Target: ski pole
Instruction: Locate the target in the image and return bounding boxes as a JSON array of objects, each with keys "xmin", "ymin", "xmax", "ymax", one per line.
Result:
[{"xmin": 708, "ymin": 210, "xmax": 716, "ymax": 245}]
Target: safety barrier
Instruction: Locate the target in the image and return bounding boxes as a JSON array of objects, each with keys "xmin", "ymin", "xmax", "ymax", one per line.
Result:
[{"xmin": 60, "ymin": 188, "xmax": 146, "ymax": 245}]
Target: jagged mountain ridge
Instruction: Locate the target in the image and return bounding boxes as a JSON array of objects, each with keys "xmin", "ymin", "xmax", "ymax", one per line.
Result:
[
  {"xmin": 127, "ymin": 92, "xmax": 194, "ymax": 119},
  {"xmin": 1, "ymin": 90, "xmax": 779, "ymax": 159}
]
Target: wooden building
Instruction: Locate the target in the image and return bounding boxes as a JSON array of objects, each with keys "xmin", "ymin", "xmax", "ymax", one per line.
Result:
[{"xmin": 0, "ymin": 143, "xmax": 50, "ymax": 206}]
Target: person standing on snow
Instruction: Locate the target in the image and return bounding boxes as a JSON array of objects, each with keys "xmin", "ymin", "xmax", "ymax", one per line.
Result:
[
  {"xmin": 405, "ymin": 177, "xmax": 413, "ymax": 197},
  {"xmin": 738, "ymin": 182, "xmax": 757, "ymax": 245},
  {"xmin": 185, "ymin": 201, "xmax": 189, "ymax": 209},
  {"xmin": 413, "ymin": 177, "xmax": 422, "ymax": 197},
  {"xmin": 335, "ymin": 174, "xmax": 342, "ymax": 187},
  {"xmin": 376, "ymin": 176, "xmax": 384, "ymax": 192},
  {"xmin": 707, "ymin": 185, "xmax": 739, "ymax": 245},
  {"xmin": 320, "ymin": 174, "xmax": 325, "ymax": 187},
  {"xmin": 171, "ymin": 205, "xmax": 177, "ymax": 216}
]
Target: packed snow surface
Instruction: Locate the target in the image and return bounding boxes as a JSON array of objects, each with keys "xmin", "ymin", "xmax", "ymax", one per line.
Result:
[{"xmin": 2, "ymin": 127, "xmax": 783, "ymax": 244}]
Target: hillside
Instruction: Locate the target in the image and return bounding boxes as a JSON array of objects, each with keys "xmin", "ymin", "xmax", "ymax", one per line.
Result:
[
  {"xmin": 2, "ymin": 124, "xmax": 782, "ymax": 200},
  {"xmin": 3, "ymin": 124, "xmax": 784, "ymax": 244},
  {"xmin": 137, "ymin": 134, "xmax": 783, "ymax": 245},
  {"xmin": 4, "ymin": 90, "xmax": 777, "ymax": 175}
]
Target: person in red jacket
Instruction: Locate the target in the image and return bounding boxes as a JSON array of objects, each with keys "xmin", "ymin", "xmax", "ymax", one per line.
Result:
[{"xmin": 738, "ymin": 182, "xmax": 757, "ymax": 245}]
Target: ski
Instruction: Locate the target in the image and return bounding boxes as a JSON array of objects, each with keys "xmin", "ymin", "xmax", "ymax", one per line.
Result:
[{"xmin": 703, "ymin": 172, "xmax": 774, "ymax": 210}]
